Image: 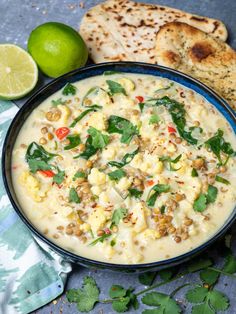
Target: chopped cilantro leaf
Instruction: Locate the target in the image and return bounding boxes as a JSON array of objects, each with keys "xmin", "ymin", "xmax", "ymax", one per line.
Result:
[
  {"xmin": 108, "ymin": 169, "xmax": 126, "ymax": 181},
  {"xmin": 53, "ymin": 168, "xmax": 65, "ymax": 184},
  {"xmin": 69, "ymin": 188, "xmax": 80, "ymax": 204},
  {"xmin": 88, "ymin": 127, "xmax": 109, "ymax": 149},
  {"xmin": 62, "ymin": 83, "xmax": 77, "ymax": 96},
  {"xmin": 110, "ymin": 208, "xmax": 128, "ymax": 228},
  {"xmin": 149, "ymin": 114, "xmax": 160, "ymax": 124},
  {"xmin": 51, "ymin": 98, "xmax": 66, "ymax": 106}
]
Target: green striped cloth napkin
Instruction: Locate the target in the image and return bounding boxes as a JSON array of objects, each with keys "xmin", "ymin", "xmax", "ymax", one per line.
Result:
[{"xmin": 0, "ymin": 100, "xmax": 71, "ymax": 314}]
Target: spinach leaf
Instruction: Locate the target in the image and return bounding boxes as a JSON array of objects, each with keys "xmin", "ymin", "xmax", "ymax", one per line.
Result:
[
  {"xmin": 64, "ymin": 134, "xmax": 81, "ymax": 150},
  {"xmin": 147, "ymin": 184, "xmax": 170, "ymax": 207},
  {"xmin": 26, "ymin": 142, "xmax": 56, "ymax": 163},
  {"xmin": 107, "ymin": 115, "xmax": 138, "ymax": 144},
  {"xmin": 88, "ymin": 127, "xmax": 109, "ymax": 149},
  {"xmin": 145, "ymin": 96, "xmax": 198, "ymax": 145},
  {"xmin": 70, "ymin": 105, "xmax": 102, "ymax": 127},
  {"xmin": 69, "ymin": 188, "xmax": 81, "ymax": 204},
  {"xmin": 205, "ymin": 129, "xmax": 235, "ymax": 165},
  {"xmin": 53, "ymin": 168, "xmax": 65, "ymax": 184},
  {"xmin": 128, "ymin": 188, "xmax": 143, "ymax": 199},
  {"xmin": 106, "ymin": 80, "xmax": 127, "ymax": 96},
  {"xmin": 89, "ymin": 233, "xmax": 112, "ymax": 246},
  {"xmin": 74, "ymin": 136, "xmax": 98, "ymax": 160},
  {"xmin": 108, "ymin": 169, "xmax": 126, "ymax": 181},
  {"xmin": 62, "ymin": 83, "xmax": 77, "ymax": 96},
  {"xmin": 108, "ymin": 148, "xmax": 139, "ymax": 168},
  {"xmin": 215, "ymin": 175, "xmax": 230, "ymax": 185},
  {"xmin": 159, "ymin": 154, "xmax": 182, "ymax": 171},
  {"xmin": 139, "ymin": 103, "xmax": 145, "ymax": 112},
  {"xmin": 110, "ymin": 208, "xmax": 128, "ymax": 228},
  {"xmin": 26, "ymin": 142, "xmax": 56, "ymax": 172}
]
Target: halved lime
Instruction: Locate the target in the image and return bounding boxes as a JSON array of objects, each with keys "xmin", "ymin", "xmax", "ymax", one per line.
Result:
[{"xmin": 0, "ymin": 44, "xmax": 38, "ymax": 100}]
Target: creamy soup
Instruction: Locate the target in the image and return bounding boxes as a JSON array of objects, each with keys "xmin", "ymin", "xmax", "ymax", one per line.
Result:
[{"xmin": 12, "ymin": 73, "xmax": 236, "ymax": 264}]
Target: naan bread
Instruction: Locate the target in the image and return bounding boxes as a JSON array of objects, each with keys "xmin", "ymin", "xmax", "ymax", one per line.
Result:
[
  {"xmin": 80, "ymin": 0, "xmax": 227, "ymax": 63},
  {"xmin": 155, "ymin": 22, "xmax": 236, "ymax": 110}
]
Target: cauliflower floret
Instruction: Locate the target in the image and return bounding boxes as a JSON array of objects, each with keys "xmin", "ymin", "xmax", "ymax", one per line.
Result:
[
  {"xmin": 99, "ymin": 191, "xmax": 110, "ymax": 204},
  {"xmin": 130, "ymin": 152, "xmax": 163, "ymax": 175},
  {"xmin": 131, "ymin": 202, "xmax": 147, "ymax": 233},
  {"xmin": 91, "ymin": 186, "xmax": 102, "ymax": 196},
  {"xmin": 19, "ymin": 171, "xmax": 44, "ymax": 202},
  {"xmin": 117, "ymin": 78, "xmax": 135, "ymax": 93},
  {"xmin": 59, "ymin": 206, "xmax": 74, "ymax": 218},
  {"xmin": 102, "ymin": 146, "xmax": 117, "ymax": 160},
  {"xmin": 116, "ymin": 177, "xmax": 132, "ymax": 191},
  {"xmin": 142, "ymin": 229, "xmax": 161, "ymax": 240},
  {"xmin": 57, "ymin": 105, "xmax": 71, "ymax": 124},
  {"xmin": 87, "ymin": 206, "xmax": 110, "ymax": 233},
  {"xmin": 80, "ymin": 223, "xmax": 91, "ymax": 232},
  {"xmin": 87, "ymin": 112, "xmax": 107, "ymax": 131},
  {"xmin": 88, "ymin": 168, "xmax": 106, "ymax": 186}
]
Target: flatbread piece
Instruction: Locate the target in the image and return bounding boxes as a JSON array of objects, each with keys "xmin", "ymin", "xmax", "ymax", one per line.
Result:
[
  {"xmin": 155, "ymin": 22, "xmax": 236, "ymax": 110},
  {"xmin": 80, "ymin": 0, "xmax": 227, "ymax": 63}
]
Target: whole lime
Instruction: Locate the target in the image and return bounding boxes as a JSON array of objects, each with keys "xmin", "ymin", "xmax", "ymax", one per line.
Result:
[{"xmin": 28, "ymin": 22, "xmax": 88, "ymax": 78}]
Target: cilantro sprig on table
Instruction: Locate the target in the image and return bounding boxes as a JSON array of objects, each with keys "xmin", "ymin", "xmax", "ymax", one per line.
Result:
[{"xmin": 66, "ymin": 235, "xmax": 236, "ymax": 313}]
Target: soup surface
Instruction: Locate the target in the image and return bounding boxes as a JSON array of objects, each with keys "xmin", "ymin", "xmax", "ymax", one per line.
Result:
[{"xmin": 12, "ymin": 73, "xmax": 236, "ymax": 264}]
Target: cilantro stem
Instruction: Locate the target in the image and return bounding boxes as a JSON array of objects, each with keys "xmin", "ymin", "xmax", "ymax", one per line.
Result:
[
  {"xmin": 135, "ymin": 271, "xmax": 189, "ymax": 297},
  {"xmin": 170, "ymin": 283, "xmax": 190, "ymax": 297},
  {"xmin": 208, "ymin": 267, "xmax": 236, "ymax": 279}
]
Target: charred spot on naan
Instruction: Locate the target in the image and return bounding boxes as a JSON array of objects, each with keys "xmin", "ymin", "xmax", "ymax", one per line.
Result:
[{"xmin": 189, "ymin": 42, "xmax": 214, "ymax": 62}]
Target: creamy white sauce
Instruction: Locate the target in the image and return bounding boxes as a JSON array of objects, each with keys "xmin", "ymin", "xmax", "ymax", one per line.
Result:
[{"xmin": 12, "ymin": 73, "xmax": 236, "ymax": 264}]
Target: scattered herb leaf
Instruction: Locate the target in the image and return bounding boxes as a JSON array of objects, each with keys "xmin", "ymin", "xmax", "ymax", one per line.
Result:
[
  {"xmin": 66, "ymin": 276, "xmax": 99, "ymax": 312},
  {"xmin": 142, "ymin": 292, "xmax": 181, "ymax": 314},
  {"xmin": 108, "ymin": 148, "xmax": 139, "ymax": 168},
  {"xmin": 215, "ymin": 175, "xmax": 230, "ymax": 185},
  {"xmin": 62, "ymin": 83, "xmax": 77, "ymax": 96},
  {"xmin": 205, "ymin": 129, "xmax": 235, "ymax": 166},
  {"xmin": 106, "ymin": 80, "xmax": 127, "ymax": 96},
  {"xmin": 74, "ymin": 136, "xmax": 98, "ymax": 160},
  {"xmin": 138, "ymin": 272, "xmax": 157, "ymax": 286},
  {"xmin": 110, "ymin": 208, "xmax": 128, "ymax": 228},
  {"xmin": 73, "ymin": 171, "xmax": 86, "ymax": 181},
  {"xmin": 191, "ymin": 168, "xmax": 198, "ymax": 177},
  {"xmin": 88, "ymin": 127, "xmax": 109, "ymax": 149},
  {"xmin": 89, "ymin": 233, "xmax": 112, "ymax": 246},
  {"xmin": 147, "ymin": 184, "xmax": 170, "ymax": 207},
  {"xmin": 53, "ymin": 168, "xmax": 65, "ymax": 184},
  {"xmin": 51, "ymin": 98, "xmax": 66, "ymax": 106},
  {"xmin": 128, "ymin": 188, "xmax": 143, "ymax": 199},
  {"xmin": 69, "ymin": 188, "xmax": 81, "ymax": 204},
  {"xmin": 149, "ymin": 114, "xmax": 160, "ymax": 125},
  {"xmin": 107, "ymin": 115, "xmax": 139, "ymax": 144},
  {"xmin": 108, "ymin": 169, "xmax": 126, "ymax": 181},
  {"xmin": 64, "ymin": 134, "xmax": 81, "ymax": 150},
  {"xmin": 70, "ymin": 105, "xmax": 102, "ymax": 127}
]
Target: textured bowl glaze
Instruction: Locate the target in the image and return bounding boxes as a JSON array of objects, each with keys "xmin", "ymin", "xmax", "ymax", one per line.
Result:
[{"xmin": 2, "ymin": 62, "xmax": 236, "ymax": 272}]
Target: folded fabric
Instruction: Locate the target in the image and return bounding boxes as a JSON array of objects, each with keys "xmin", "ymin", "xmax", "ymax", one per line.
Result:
[{"xmin": 0, "ymin": 100, "xmax": 72, "ymax": 314}]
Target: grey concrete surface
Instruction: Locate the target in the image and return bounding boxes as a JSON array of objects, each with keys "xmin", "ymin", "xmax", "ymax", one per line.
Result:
[{"xmin": 0, "ymin": 1, "xmax": 236, "ymax": 313}]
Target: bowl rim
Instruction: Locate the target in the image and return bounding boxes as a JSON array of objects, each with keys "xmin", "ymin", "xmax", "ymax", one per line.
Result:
[{"xmin": 2, "ymin": 61, "xmax": 236, "ymax": 269}]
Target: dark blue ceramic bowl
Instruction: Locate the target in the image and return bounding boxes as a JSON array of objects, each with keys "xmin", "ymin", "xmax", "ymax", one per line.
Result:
[{"xmin": 2, "ymin": 62, "xmax": 236, "ymax": 272}]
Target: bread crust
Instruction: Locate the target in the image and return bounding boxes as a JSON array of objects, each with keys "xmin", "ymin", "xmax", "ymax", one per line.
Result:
[
  {"xmin": 155, "ymin": 22, "xmax": 236, "ymax": 110},
  {"xmin": 79, "ymin": 0, "xmax": 227, "ymax": 64}
]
